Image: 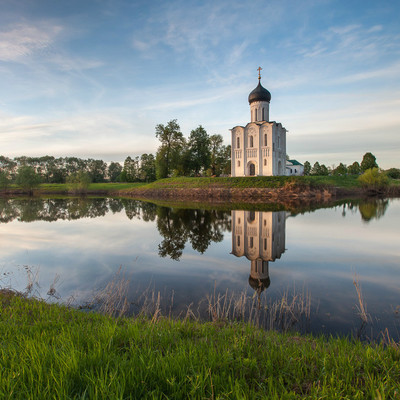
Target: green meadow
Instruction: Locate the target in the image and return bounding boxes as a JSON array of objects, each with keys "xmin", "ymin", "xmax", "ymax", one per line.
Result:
[{"xmin": 1, "ymin": 291, "xmax": 399, "ymax": 399}]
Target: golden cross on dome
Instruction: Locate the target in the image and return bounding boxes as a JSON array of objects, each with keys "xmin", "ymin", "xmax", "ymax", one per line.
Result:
[{"xmin": 257, "ymin": 66, "xmax": 262, "ymax": 81}]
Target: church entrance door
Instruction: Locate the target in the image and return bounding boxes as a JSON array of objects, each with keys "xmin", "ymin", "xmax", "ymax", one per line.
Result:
[{"xmin": 249, "ymin": 163, "xmax": 255, "ymax": 176}]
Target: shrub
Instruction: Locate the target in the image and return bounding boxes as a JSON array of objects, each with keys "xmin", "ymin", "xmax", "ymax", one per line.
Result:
[
  {"xmin": 67, "ymin": 171, "xmax": 91, "ymax": 194},
  {"xmin": 358, "ymin": 168, "xmax": 388, "ymax": 191},
  {"xmin": 15, "ymin": 166, "xmax": 41, "ymax": 195}
]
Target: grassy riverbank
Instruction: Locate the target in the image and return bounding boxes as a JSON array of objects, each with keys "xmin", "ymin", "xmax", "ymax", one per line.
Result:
[
  {"xmin": 1, "ymin": 175, "xmax": 399, "ymax": 196},
  {"xmin": 141, "ymin": 175, "xmax": 363, "ymax": 189},
  {"xmin": 1, "ymin": 291, "xmax": 399, "ymax": 399},
  {"xmin": 2, "ymin": 175, "xmax": 399, "ymax": 202}
]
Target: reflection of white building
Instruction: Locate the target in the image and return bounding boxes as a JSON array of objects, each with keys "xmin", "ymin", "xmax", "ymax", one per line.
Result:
[{"xmin": 231, "ymin": 210, "xmax": 286, "ymax": 294}]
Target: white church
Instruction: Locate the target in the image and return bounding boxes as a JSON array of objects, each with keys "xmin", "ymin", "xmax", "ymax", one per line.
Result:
[{"xmin": 231, "ymin": 68, "xmax": 302, "ymax": 177}]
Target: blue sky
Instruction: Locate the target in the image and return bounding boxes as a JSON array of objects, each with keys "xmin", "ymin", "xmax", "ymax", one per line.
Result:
[{"xmin": 1, "ymin": 0, "xmax": 399, "ymax": 168}]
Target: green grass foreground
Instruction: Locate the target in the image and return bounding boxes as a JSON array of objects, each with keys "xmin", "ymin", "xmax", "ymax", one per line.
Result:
[{"xmin": 1, "ymin": 292, "xmax": 399, "ymax": 399}]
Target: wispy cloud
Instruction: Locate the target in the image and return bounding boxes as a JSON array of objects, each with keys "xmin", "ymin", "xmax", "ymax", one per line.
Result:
[
  {"xmin": 0, "ymin": 22, "xmax": 62, "ymax": 62},
  {"xmin": 0, "ymin": 109, "xmax": 158, "ymax": 160}
]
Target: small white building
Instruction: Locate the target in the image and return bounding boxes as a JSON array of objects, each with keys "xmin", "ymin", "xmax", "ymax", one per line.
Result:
[
  {"xmin": 286, "ymin": 159, "xmax": 304, "ymax": 176},
  {"xmin": 231, "ymin": 69, "xmax": 287, "ymax": 177}
]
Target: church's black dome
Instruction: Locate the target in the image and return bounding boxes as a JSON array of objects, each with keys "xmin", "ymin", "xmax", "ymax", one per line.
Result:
[
  {"xmin": 248, "ymin": 81, "xmax": 271, "ymax": 104},
  {"xmin": 248, "ymin": 276, "xmax": 271, "ymax": 293}
]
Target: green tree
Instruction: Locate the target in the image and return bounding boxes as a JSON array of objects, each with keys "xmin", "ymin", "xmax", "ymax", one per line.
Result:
[
  {"xmin": 360, "ymin": 152, "xmax": 378, "ymax": 172},
  {"xmin": 15, "ymin": 166, "xmax": 41, "ymax": 195},
  {"xmin": 220, "ymin": 144, "xmax": 231, "ymax": 175},
  {"xmin": 186, "ymin": 126, "xmax": 211, "ymax": 175},
  {"xmin": 67, "ymin": 171, "xmax": 91, "ymax": 194},
  {"xmin": 209, "ymin": 134, "xmax": 231, "ymax": 176},
  {"xmin": 155, "ymin": 120, "xmax": 185, "ymax": 179},
  {"xmin": 320, "ymin": 164, "xmax": 329, "ymax": 176},
  {"xmin": 385, "ymin": 168, "xmax": 400, "ymax": 179},
  {"xmin": 0, "ymin": 170, "xmax": 10, "ymax": 191},
  {"xmin": 303, "ymin": 161, "xmax": 311, "ymax": 176},
  {"xmin": 310, "ymin": 162, "xmax": 321, "ymax": 175},
  {"xmin": 121, "ymin": 156, "xmax": 139, "ymax": 182},
  {"xmin": 140, "ymin": 153, "xmax": 156, "ymax": 182},
  {"xmin": 347, "ymin": 161, "xmax": 361, "ymax": 175},
  {"xmin": 332, "ymin": 163, "xmax": 347, "ymax": 176},
  {"xmin": 64, "ymin": 157, "xmax": 87, "ymax": 176},
  {"xmin": 0, "ymin": 156, "xmax": 17, "ymax": 180},
  {"xmin": 108, "ymin": 162, "xmax": 122, "ymax": 182},
  {"xmin": 87, "ymin": 159, "xmax": 107, "ymax": 183}
]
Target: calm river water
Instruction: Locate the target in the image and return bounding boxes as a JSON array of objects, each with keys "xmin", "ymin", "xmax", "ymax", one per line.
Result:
[{"xmin": 0, "ymin": 197, "xmax": 399, "ymax": 340}]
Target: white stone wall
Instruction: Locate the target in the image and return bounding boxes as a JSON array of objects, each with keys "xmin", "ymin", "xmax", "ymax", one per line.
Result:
[
  {"xmin": 231, "ymin": 120, "xmax": 286, "ymax": 177},
  {"xmin": 286, "ymin": 163, "xmax": 304, "ymax": 176},
  {"xmin": 250, "ymin": 100, "xmax": 270, "ymax": 123}
]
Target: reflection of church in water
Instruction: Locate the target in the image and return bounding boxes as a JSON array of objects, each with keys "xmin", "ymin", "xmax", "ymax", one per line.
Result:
[{"xmin": 231, "ymin": 210, "xmax": 286, "ymax": 295}]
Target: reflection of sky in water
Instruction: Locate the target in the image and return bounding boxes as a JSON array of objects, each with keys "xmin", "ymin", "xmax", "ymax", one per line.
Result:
[{"xmin": 0, "ymin": 198, "xmax": 399, "ymax": 340}]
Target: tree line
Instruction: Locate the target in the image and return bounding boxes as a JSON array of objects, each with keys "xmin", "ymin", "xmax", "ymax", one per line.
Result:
[
  {"xmin": 303, "ymin": 152, "xmax": 388, "ymax": 176},
  {"xmin": 0, "ymin": 119, "xmax": 231, "ymax": 191},
  {"xmin": 0, "ymin": 155, "xmax": 157, "ymax": 185}
]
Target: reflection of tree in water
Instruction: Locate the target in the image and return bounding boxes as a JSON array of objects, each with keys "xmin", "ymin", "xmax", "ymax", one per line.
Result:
[
  {"xmin": 156, "ymin": 207, "xmax": 231, "ymax": 260},
  {"xmin": 120, "ymin": 199, "xmax": 157, "ymax": 221},
  {"xmin": 157, "ymin": 208, "xmax": 188, "ymax": 261},
  {"xmin": 1, "ymin": 197, "xmax": 229, "ymax": 259},
  {"xmin": 0, "ymin": 198, "xmax": 110, "ymax": 222},
  {"xmin": 358, "ymin": 199, "xmax": 389, "ymax": 222},
  {"xmin": 0, "ymin": 198, "xmax": 19, "ymax": 223},
  {"xmin": 338, "ymin": 200, "xmax": 389, "ymax": 222},
  {"xmin": 0, "ymin": 198, "xmax": 160, "ymax": 223},
  {"xmin": 108, "ymin": 198, "xmax": 124, "ymax": 214}
]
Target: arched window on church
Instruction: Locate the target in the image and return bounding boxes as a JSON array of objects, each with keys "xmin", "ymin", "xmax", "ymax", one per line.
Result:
[
  {"xmin": 237, "ymin": 236, "xmax": 240, "ymax": 247},
  {"xmin": 248, "ymin": 211, "xmax": 256, "ymax": 222},
  {"xmin": 249, "ymin": 136, "xmax": 253, "ymax": 148},
  {"xmin": 249, "ymin": 237, "xmax": 254, "ymax": 249},
  {"xmin": 238, "ymin": 160, "xmax": 240, "ymax": 167},
  {"xmin": 255, "ymin": 109, "xmax": 257, "ymax": 121},
  {"xmin": 262, "ymin": 108, "xmax": 265, "ymax": 121},
  {"xmin": 237, "ymin": 137, "xmax": 240, "ymax": 149},
  {"xmin": 264, "ymin": 134, "xmax": 267, "ymax": 146},
  {"xmin": 264, "ymin": 159, "xmax": 267, "ymax": 166}
]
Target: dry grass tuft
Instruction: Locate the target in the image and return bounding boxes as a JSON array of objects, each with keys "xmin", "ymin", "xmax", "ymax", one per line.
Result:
[
  {"xmin": 90, "ymin": 267, "xmax": 130, "ymax": 318},
  {"xmin": 206, "ymin": 286, "xmax": 311, "ymax": 332},
  {"xmin": 353, "ymin": 273, "xmax": 369, "ymax": 325}
]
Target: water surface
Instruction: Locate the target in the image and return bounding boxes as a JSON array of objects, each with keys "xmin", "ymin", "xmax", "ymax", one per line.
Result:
[{"xmin": 0, "ymin": 197, "xmax": 399, "ymax": 340}]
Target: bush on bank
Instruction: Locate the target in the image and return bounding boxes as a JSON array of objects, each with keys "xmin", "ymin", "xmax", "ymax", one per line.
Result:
[{"xmin": 0, "ymin": 291, "xmax": 399, "ymax": 399}]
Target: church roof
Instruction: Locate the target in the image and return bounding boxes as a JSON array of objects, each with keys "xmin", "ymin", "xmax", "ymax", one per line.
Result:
[
  {"xmin": 248, "ymin": 80, "xmax": 271, "ymax": 104},
  {"xmin": 287, "ymin": 159, "xmax": 303, "ymax": 166}
]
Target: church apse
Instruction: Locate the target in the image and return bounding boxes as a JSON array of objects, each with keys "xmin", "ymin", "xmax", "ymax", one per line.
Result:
[{"xmin": 231, "ymin": 210, "xmax": 286, "ymax": 295}]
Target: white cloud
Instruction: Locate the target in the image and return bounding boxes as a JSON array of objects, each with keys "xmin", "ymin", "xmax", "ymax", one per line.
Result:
[
  {"xmin": 331, "ymin": 61, "xmax": 400, "ymax": 84},
  {"xmin": 0, "ymin": 22, "xmax": 62, "ymax": 62},
  {"xmin": 0, "ymin": 109, "xmax": 159, "ymax": 161}
]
